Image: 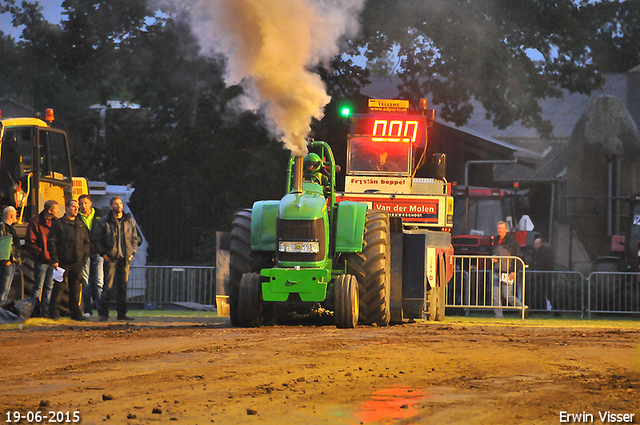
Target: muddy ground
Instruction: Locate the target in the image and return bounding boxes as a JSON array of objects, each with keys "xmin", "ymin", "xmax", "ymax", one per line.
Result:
[{"xmin": 1, "ymin": 315, "xmax": 639, "ymax": 425}]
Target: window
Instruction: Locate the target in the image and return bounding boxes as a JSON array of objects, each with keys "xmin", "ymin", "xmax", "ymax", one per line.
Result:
[{"xmin": 39, "ymin": 130, "xmax": 70, "ymax": 180}]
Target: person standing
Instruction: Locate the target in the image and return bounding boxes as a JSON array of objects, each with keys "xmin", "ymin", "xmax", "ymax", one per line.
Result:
[
  {"xmin": 94, "ymin": 196, "xmax": 138, "ymax": 322},
  {"xmin": 491, "ymin": 221, "xmax": 524, "ymax": 318},
  {"xmin": 25, "ymin": 200, "xmax": 59, "ymax": 318},
  {"xmin": 48, "ymin": 199, "xmax": 91, "ymax": 321},
  {"xmin": 78, "ymin": 194, "xmax": 103, "ymax": 317},
  {"xmin": 530, "ymin": 238, "xmax": 555, "ymax": 310},
  {"xmin": 0, "ymin": 206, "xmax": 22, "ymax": 303}
]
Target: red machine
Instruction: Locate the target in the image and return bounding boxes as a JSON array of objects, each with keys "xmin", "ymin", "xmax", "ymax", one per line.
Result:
[
  {"xmin": 336, "ymin": 98, "xmax": 455, "ymax": 321},
  {"xmin": 451, "ymin": 186, "xmax": 537, "ymax": 265}
]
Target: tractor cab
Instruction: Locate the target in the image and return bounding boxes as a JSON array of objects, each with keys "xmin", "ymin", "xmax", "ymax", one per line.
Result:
[
  {"xmin": 348, "ymin": 137, "xmax": 412, "ymax": 176},
  {"xmin": 0, "ymin": 110, "xmax": 79, "ymax": 236}
]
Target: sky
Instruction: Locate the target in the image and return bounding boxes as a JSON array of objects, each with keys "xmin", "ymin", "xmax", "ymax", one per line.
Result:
[{"xmin": 0, "ymin": 0, "xmax": 64, "ymax": 39}]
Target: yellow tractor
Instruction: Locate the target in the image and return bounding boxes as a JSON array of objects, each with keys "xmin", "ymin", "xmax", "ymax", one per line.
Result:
[{"xmin": 0, "ymin": 108, "xmax": 88, "ymax": 310}]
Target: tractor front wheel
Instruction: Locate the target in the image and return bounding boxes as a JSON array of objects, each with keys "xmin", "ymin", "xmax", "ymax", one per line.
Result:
[
  {"xmin": 334, "ymin": 274, "xmax": 358, "ymax": 328},
  {"xmin": 238, "ymin": 272, "xmax": 263, "ymax": 328}
]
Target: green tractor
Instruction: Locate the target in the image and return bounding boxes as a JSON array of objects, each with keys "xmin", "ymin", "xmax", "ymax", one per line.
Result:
[{"xmin": 228, "ymin": 140, "xmax": 390, "ymax": 328}]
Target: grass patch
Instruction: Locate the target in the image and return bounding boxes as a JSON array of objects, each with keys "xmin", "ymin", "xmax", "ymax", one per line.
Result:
[{"xmin": 444, "ymin": 313, "xmax": 640, "ymax": 329}]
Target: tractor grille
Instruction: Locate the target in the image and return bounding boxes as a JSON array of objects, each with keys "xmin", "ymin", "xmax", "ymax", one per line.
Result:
[{"xmin": 276, "ymin": 218, "xmax": 325, "ymax": 263}]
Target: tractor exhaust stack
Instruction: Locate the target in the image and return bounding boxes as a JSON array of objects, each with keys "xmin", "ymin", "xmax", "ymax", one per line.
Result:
[{"xmin": 292, "ymin": 156, "xmax": 304, "ymax": 193}]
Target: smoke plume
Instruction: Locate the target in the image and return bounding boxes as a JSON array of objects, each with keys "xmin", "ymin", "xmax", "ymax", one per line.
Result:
[{"xmin": 189, "ymin": 0, "xmax": 365, "ymax": 156}]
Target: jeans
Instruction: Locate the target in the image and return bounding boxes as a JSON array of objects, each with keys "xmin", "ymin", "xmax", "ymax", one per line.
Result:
[
  {"xmin": 492, "ymin": 274, "xmax": 522, "ymax": 318},
  {"xmin": 32, "ymin": 262, "xmax": 54, "ymax": 316},
  {"xmin": 99, "ymin": 258, "xmax": 130, "ymax": 318},
  {"xmin": 82, "ymin": 254, "xmax": 104, "ymax": 314},
  {"xmin": 0, "ymin": 263, "xmax": 16, "ymax": 303}
]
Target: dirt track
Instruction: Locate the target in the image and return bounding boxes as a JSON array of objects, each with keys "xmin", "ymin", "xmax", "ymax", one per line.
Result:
[{"xmin": 1, "ymin": 316, "xmax": 639, "ymax": 424}]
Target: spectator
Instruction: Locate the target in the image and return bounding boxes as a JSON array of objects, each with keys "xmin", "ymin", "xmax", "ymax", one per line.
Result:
[
  {"xmin": 25, "ymin": 200, "xmax": 59, "ymax": 318},
  {"xmin": 492, "ymin": 221, "xmax": 525, "ymax": 318},
  {"xmin": 78, "ymin": 194, "xmax": 104, "ymax": 317},
  {"xmin": 94, "ymin": 196, "xmax": 138, "ymax": 322},
  {"xmin": 48, "ymin": 199, "xmax": 91, "ymax": 321},
  {"xmin": 0, "ymin": 206, "xmax": 22, "ymax": 303},
  {"xmin": 529, "ymin": 238, "xmax": 555, "ymax": 310}
]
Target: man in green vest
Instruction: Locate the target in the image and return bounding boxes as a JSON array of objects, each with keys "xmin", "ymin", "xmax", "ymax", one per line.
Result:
[{"xmin": 79, "ymin": 194, "xmax": 103, "ymax": 317}]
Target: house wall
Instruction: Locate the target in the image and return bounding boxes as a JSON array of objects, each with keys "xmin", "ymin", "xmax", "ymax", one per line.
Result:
[{"xmin": 564, "ymin": 96, "xmax": 640, "ymax": 268}]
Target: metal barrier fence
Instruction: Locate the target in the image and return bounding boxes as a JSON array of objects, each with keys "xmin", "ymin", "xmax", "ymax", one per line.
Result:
[
  {"xmin": 447, "ymin": 256, "xmax": 640, "ymax": 318},
  {"xmin": 127, "ymin": 266, "xmax": 216, "ymax": 306},
  {"xmin": 525, "ymin": 270, "xmax": 585, "ymax": 315},
  {"xmin": 588, "ymin": 272, "xmax": 640, "ymax": 318},
  {"xmin": 119, "ymin": 264, "xmax": 640, "ymax": 317},
  {"xmin": 447, "ymin": 255, "xmax": 528, "ymax": 319}
]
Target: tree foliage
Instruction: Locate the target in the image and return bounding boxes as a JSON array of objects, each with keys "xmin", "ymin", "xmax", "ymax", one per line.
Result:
[{"xmin": 351, "ymin": 0, "xmax": 640, "ymax": 137}]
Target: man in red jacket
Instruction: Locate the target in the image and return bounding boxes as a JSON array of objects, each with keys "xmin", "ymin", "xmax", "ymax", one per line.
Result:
[{"xmin": 25, "ymin": 200, "xmax": 59, "ymax": 318}]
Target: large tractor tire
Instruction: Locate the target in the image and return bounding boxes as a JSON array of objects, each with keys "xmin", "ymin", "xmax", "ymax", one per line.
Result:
[
  {"xmin": 347, "ymin": 210, "xmax": 391, "ymax": 326},
  {"xmin": 334, "ymin": 274, "xmax": 358, "ymax": 328},
  {"xmin": 229, "ymin": 210, "xmax": 253, "ymax": 326},
  {"xmin": 228, "ymin": 209, "xmax": 272, "ymax": 327},
  {"xmin": 238, "ymin": 273, "xmax": 263, "ymax": 327}
]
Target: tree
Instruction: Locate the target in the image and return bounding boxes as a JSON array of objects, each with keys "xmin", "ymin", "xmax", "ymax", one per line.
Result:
[
  {"xmin": 2, "ymin": 0, "xmax": 639, "ymax": 262},
  {"xmin": 0, "ymin": 0, "xmax": 72, "ymax": 111},
  {"xmin": 0, "ymin": 32, "xmax": 22, "ymax": 99},
  {"xmin": 584, "ymin": 0, "xmax": 640, "ymax": 73},
  {"xmin": 343, "ymin": 0, "xmax": 640, "ymax": 138}
]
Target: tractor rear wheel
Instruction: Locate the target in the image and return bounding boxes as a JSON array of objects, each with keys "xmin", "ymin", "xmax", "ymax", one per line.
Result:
[
  {"xmin": 229, "ymin": 209, "xmax": 272, "ymax": 327},
  {"xmin": 347, "ymin": 210, "xmax": 391, "ymax": 326},
  {"xmin": 334, "ymin": 274, "xmax": 358, "ymax": 328},
  {"xmin": 238, "ymin": 272, "xmax": 263, "ymax": 327}
]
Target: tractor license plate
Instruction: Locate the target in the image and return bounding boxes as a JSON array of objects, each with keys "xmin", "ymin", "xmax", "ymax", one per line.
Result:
[{"xmin": 278, "ymin": 241, "xmax": 320, "ymax": 254}]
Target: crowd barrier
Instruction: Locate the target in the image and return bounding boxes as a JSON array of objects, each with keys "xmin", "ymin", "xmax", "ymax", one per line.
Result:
[
  {"xmin": 447, "ymin": 255, "xmax": 640, "ymax": 318},
  {"xmin": 127, "ymin": 266, "xmax": 216, "ymax": 306},
  {"xmin": 122, "ymin": 263, "xmax": 640, "ymax": 318}
]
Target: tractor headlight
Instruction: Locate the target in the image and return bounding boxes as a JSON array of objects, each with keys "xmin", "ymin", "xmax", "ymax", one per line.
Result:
[{"xmin": 278, "ymin": 241, "xmax": 320, "ymax": 254}]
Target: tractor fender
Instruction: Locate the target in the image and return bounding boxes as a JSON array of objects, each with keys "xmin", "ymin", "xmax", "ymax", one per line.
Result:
[
  {"xmin": 251, "ymin": 200, "xmax": 279, "ymax": 251},
  {"xmin": 334, "ymin": 201, "xmax": 367, "ymax": 252}
]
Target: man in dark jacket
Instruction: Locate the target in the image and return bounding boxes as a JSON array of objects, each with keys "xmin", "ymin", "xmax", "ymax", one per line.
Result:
[
  {"xmin": 78, "ymin": 194, "xmax": 103, "ymax": 317},
  {"xmin": 94, "ymin": 196, "xmax": 138, "ymax": 322},
  {"xmin": 25, "ymin": 200, "xmax": 59, "ymax": 318},
  {"xmin": 48, "ymin": 199, "xmax": 91, "ymax": 321},
  {"xmin": 529, "ymin": 237, "xmax": 555, "ymax": 310},
  {"xmin": 491, "ymin": 221, "xmax": 524, "ymax": 318},
  {"xmin": 0, "ymin": 206, "xmax": 22, "ymax": 303}
]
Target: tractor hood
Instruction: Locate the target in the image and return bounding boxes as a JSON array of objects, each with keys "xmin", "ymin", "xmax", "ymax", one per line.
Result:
[{"xmin": 279, "ymin": 190, "xmax": 327, "ymax": 221}]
